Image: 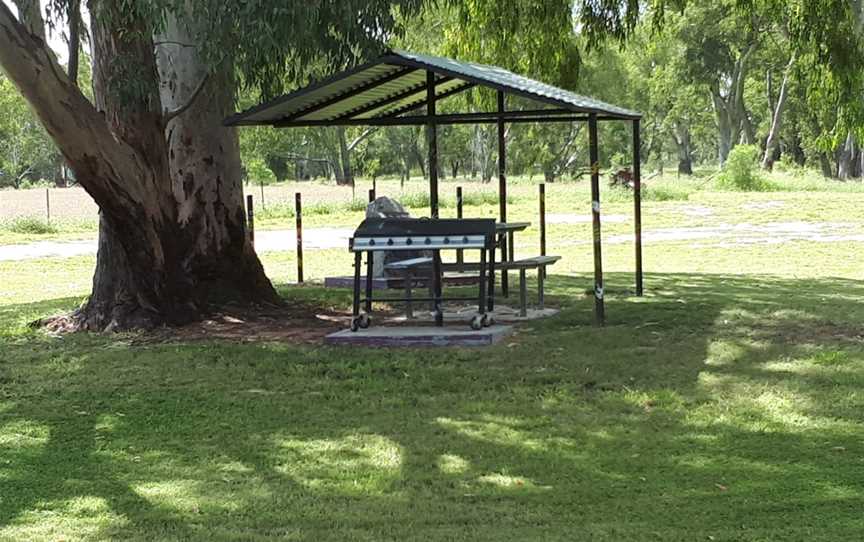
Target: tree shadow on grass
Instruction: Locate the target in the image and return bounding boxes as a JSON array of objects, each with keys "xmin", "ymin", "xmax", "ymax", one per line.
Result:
[{"xmin": 1, "ymin": 272, "xmax": 864, "ymax": 539}]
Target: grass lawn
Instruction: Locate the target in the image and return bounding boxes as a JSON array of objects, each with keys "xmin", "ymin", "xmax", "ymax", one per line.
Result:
[{"xmin": 1, "ymin": 179, "xmax": 863, "ymax": 540}]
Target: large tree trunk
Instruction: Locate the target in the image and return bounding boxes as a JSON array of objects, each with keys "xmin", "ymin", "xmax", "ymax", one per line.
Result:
[
  {"xmin": 672, "ymin": 121, "xmax": 694, "ymax": 175},
  {"xmin": 762, "ymin": 54, "xmax": 795, "ymax": 171},
  {"xmin": 81, "ymin": 3, "xmax": 194, "ymax": 330},
  {"xmin": 838, "ymin": 132, "xmax": 859, "ymax": 180},
  {"xmin": 711, "ymin": 44, "xmax": 755, "ymax": 166},
  {"xmin": 712, "ymin": 92, "xmax": 735, "ymax": 166},
  {"xmin": 0, "ymin": 2, "xmax": 277, "ymax": 331},
  {"xmin": 156, "ymin": 13, "xmax": 278, "ymax": 306},
  {"xmin": 819, "ymin": 153, "xmax": 835, "ymax": 178},
  {"xmin": 335, "ymin": 126, "xmax": 354, "ymax": 186}
]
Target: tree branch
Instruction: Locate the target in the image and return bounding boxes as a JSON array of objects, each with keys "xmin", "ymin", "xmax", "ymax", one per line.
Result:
[
  {"xmin": 347, "ymin": 127, "xmax": 377, "ymax": 152},
  {"xmin": 163, "ymin": 73, "xmax": 209, "ymax": 125}
]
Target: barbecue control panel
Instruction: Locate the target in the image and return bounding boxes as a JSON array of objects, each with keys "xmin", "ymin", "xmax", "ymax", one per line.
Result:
[{"xmin": 352, "ymin": 235, "xmax": 487, "ymax": 251}]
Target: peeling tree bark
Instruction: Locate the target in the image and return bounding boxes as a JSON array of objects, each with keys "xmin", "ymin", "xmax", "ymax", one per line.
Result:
[{"xmin": 155, "ymin": 13, "xmax": 279, "ymax": 306}]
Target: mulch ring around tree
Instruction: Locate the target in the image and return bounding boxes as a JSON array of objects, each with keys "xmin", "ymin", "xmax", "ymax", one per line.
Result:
[
  {"xmin": 37, "ymin": 301, "xmax": 351, "ymax": 344},
  {"xmin": 159, "ymin": 302, "xmax": 349, "ymax": 344}
]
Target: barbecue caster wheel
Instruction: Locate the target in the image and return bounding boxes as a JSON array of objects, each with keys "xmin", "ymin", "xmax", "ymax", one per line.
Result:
[
  {"xmin": 482, "ymin": 314, "xmax": 494, "ymax": 327},
  {"xmin": 350, "ymin": 314, "xmax": 371, "ymax": 332},
  {"xmin": 470, "ymin": 315, "xmax": 483, "ymax": 331}
]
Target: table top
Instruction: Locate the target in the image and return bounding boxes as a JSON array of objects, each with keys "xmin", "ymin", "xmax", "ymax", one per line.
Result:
[{"xmin": 496, "ymin": 221, "xmax": 531, "ymax": 232}]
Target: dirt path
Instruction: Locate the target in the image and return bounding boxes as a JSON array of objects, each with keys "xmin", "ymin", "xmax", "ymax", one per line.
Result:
[
  {"xmin": 0, "ymin": 227, "xmax": 354, "ymax": 261},
  {"xmin": 3, "ymin": 221, "xmax": 863, "ymax": 262}
]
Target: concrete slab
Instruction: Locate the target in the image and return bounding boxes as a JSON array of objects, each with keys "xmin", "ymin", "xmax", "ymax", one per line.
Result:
[
  {"xmin": 325, "ymin": 325, "xmax": 513, "ymax": 347},
  {"xmin": 389, "ymin": 305, "xmax": 559, "ymax": 324}
]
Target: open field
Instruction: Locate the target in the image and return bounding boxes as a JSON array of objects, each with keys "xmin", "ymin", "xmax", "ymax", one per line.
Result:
[
  {"xmin": 3, "ymin": 168, "xmax": 864, "ymax": 245},
  {"xmin": 1, "ymin": 175, "xmax": 864, "ymax": 540}
]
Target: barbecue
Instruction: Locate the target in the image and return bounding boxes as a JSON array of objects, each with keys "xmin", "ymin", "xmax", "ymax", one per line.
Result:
[{"xmin": 349, "ymin": 218, "xmax": 497, "ymax": 331}]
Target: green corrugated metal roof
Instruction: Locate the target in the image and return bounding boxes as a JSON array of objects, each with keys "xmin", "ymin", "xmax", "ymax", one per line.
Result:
[{"xmin": 224, "ymin": 49, "xmax": 641, "ymax": 127}]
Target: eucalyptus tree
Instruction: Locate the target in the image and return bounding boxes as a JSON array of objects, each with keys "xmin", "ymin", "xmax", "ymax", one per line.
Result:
[
  {"xmin": 673, "ymin": 1, "xmax": 767, "ymax": 165},
  {"xmin": 0, "ymin": 0, "xmax": 422, "ymax": 330},
  {"xmin": 445, "ymin": 0, "xmax": 864, "ymax": 164}
]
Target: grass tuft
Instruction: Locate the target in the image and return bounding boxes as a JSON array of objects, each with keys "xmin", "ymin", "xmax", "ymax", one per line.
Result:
[{"xmin": 2, "ymin": 217, "xmax": 59, "ymax": 235}]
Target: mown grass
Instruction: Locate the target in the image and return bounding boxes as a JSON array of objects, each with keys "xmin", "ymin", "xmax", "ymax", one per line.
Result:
[{"xmin": 1, "ymin": 185, "xmax": 863, "ymax": 540}]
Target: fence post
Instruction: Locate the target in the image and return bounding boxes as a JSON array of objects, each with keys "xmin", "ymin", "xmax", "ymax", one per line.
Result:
[
  {"xmin": 295, "ymin": 192, "xmax": 304, "ymax": 284},
  {"xmin": 45, "ymin": 188, "xmax": 51, "ymax": 225},
  {"xmin": 456, "ymin": 186, "xmax": 464, "ymax": 270},
  {"xmin": 246, "ymin": 194, "xmax": 254, "ymax": 248}
]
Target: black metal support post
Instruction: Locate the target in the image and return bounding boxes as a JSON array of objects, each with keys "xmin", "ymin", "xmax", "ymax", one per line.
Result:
[
  {"xmin": 487, "ymin": 244, "xmax": 496, "ymax": 312},
  {"xmin": 497, "ymin": 90, "xmax": 509, "ymax": 297},
  {"xmin": 588, "ymin": 114, "xmax": 605, "ymax": 325},
  {"xmin": 539, "ymin": 183, "xmax": 546, "ymax": 279},
  {"xmin": 538, "ymin": 265, "xmax": 545, "ymax": 309},
  {"xmin": 432, "ymin": 250, "xmax": 443, "ymax": 326},
  {"xmin": 427, "ymin": 71, "xmax": 439, "ymax": 218},
  {"xmin": 352, "ymin": 252, "xmax": 362, "ymax": 317},
  {"xmin": 456, "ymin": 186, "xmax": 464, "ymax": 270},
  {"xmin": 539, "ymin": 183, "xmax": 546, "ymax": 256},
  {"xmin": 295, "ymin": 192, "xmax": 304, "ymax": 283},
  {"xmin": 478, "ymin": 245, "xmax": 487, "ymax": 315},
  {"xmin": 633, "ymin": 119, "xmax": 644, "ymax": 296},
  {"xmin": 369, "ymin": 188, "xmax": 375, "ymax": 203},
  {"xmin": 519, "ymin": 269, "xmax": 528, "ymax": 318},
  {"xmin": 365, "ymin": 251, "xmax": 374, "ymax": 313},
  {"xmin": 246, "ymin": 194, "xmax": 254, "ymax": 248}
]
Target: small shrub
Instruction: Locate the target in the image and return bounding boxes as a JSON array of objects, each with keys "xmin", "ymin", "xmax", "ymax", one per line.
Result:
[
  {"xmin": 397, "ymin": 191, "xmax": 510, "ymax": 209},
  {"xmin": 718, "ymin": 145, "xmax": 770, "ymax": 191},
  {"xmin": 18, "ymin": 178, "xmax": 54, "ymax": 189},
  {"xmin": 603, "ymin": 183, "xmax": 691, "ymax": 203},
  {"xmin": 346, "ymin": 199, "xmax": 369, "ymax": 212},
  {"xmin": 398, "ymin": 192, "xmax": 433, "ymax": 209},
  {"xmin": 643, "ymin": 184, "xmax": 691, "ymax": 201},
  {"xmin": 3, "ymin": 217, "xmax": 59, "ymax": 234},
  {"xmin": 461, "ymin": 191, "xmax": 510, "ymax": 207}
]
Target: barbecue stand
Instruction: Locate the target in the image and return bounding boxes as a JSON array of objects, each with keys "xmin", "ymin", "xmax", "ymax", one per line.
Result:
[{"xmin": 349, "ymin": 218, "xmax": 496, "ymax": 331}]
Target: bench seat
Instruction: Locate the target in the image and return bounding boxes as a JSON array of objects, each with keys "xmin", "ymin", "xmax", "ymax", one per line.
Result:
[
  {"xmin": 385, "ymin": 254, "xmax": 561, "ymax": 318},
  {"xmin": 496, "ymin": 255, "xmax": 561, "ymax": 270},
  {"xmin": 497, "ymin": 255, "xmax": 560, "ymax": 316}
]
